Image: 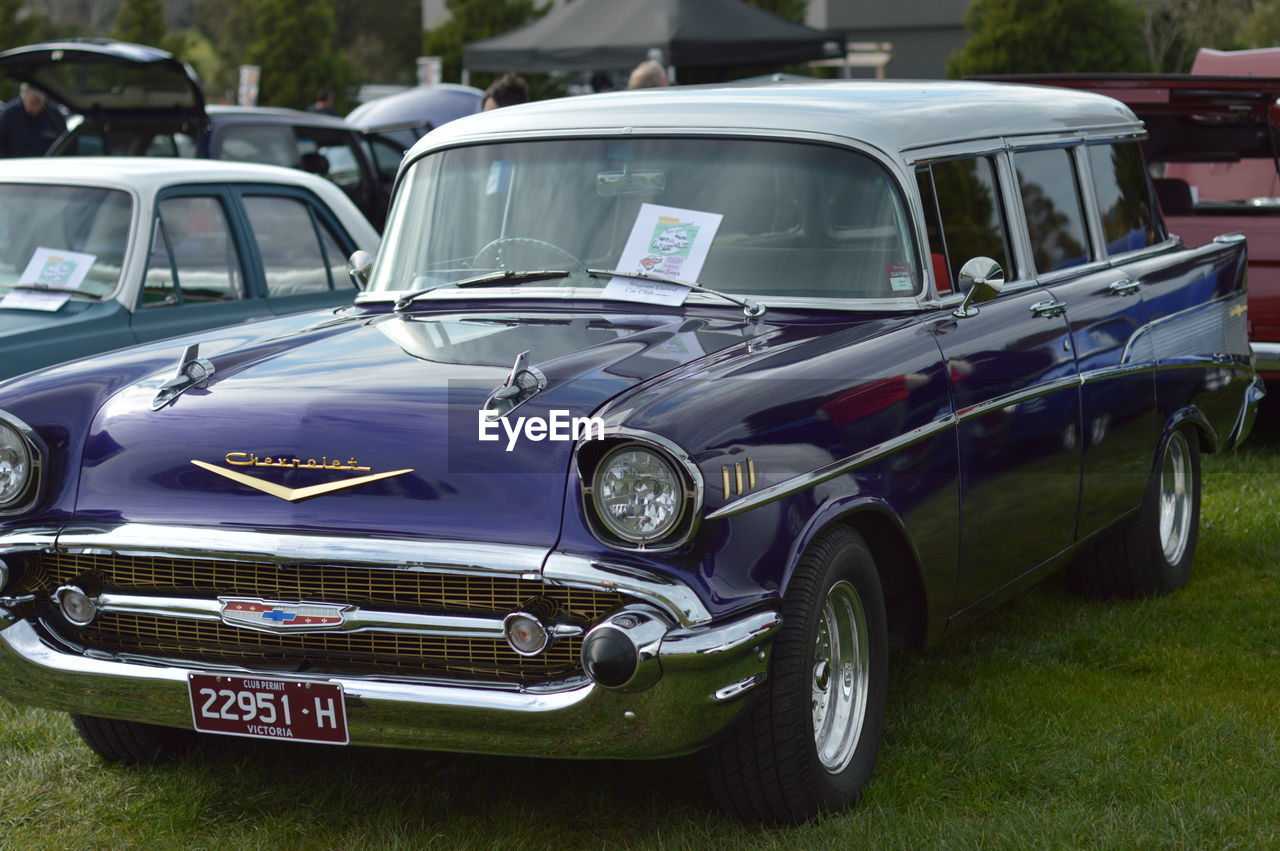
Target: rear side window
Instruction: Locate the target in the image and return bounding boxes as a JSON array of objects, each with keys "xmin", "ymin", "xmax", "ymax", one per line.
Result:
[
  {"xmin": 1087, "ymin": 142, "xmax": 1162, "ymax": 254},
  {"xmin": 1014, "ymin": 149, "xmax": 1091, "ymax": 274},
  {"xmin": 243, "ymin": 195, "xmax": 344, "ymax": 296},
  {"xmin": 916, "ymin": 156, "xmax": 1013, "ymax": 292}
]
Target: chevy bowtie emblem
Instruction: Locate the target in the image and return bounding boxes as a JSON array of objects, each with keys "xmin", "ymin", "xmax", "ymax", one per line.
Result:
[
  {"xmin": 220, "ymin": 598, "xmax": 352, "ymax": 632},
  {"xmin": 192, "ymin": 454, "xmax": 413, "ymax": 502}
]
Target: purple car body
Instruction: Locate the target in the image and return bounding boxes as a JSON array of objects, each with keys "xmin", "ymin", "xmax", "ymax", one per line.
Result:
[{"xmin": 0, "ymin": 80, "xmax": 1263, "ymax": 823}]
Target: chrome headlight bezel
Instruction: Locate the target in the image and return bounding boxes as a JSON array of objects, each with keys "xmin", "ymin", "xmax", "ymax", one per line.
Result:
[
  {"xmin": 576, "ymin": 429, "xmax": 703, "ymax": 552},
  {"xmin": 0, "ymin": 410, "xmax": 43, "ymax": 516}
]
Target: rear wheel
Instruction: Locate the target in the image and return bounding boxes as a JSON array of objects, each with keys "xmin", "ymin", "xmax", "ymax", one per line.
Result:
[
  {"xmin": 706, "ymin": 525, "xmax": 888, "ymax": 823},
  {"xmin": 1068, "ymin": 425, "xmax": 1201, "ymax": 597},
  {"xmin": 70, "ymin": 714, "xmax": 197, "ymax": 764}
]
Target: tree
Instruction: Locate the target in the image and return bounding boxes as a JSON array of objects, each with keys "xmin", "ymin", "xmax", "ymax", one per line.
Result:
[
  {"xmin": 110, "ymin": 0, "xmax": 167, "ymax": 47},
  {"xmin": 744, "ymin": 0, "xmax": 808, "ymax": 24},
  {"xmin": 1137, "ymin": 0, "xmax": 1252, "ymax": 72},
  {"xmin": 195, "ymin": 0, "xmax": 256, "ymax": 102},
  {"xmin": 947, "ymin": 0, "xmax": 1150, "ymax": 78},
  {"xmin": 422, "ymin": 0, "xmax": 548, "ymax": 87},
  {"xmin": 0, "ymin": 0, "xmax": 61, "ymax": 52},
  {"xmin": 247, "ymin": 0, "xmax": 353, "ymax": 111}
]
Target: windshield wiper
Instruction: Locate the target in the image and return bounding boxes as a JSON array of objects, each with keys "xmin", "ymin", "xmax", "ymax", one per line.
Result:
[
  {"xmin": 11, "ymin": 284, "xmax": 105, "ymax": 300},
  {"xmin": 393, "ymin": 269, "xmax": 571, "ymax": 312},
  {"xmin": 583, "ymin": 269, "xmax": 766, "ymax": 319}
]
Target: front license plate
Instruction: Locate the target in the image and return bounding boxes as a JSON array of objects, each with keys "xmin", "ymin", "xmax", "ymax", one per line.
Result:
[{"xmin": 188, "ymin": 673, "xmax": 348, "ymax": 745}]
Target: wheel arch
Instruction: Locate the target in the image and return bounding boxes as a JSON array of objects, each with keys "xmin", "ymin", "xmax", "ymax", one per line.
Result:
[
  {"xmin": 782, "ymin": 497, "xmax": 932, "ymax": 650},
  {"xmin": 1165, "ymin": 404, "xmax": 1217, "ymax": 455}
]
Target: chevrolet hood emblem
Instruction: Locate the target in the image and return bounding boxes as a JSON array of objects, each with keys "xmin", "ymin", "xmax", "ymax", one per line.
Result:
[{"xmin": 191, "ymin": 459, "xmax": 413, "ymax": 502}]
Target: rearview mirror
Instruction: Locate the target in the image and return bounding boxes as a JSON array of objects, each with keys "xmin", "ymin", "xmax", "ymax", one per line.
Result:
[
  {"xmin": 596, "ymin": 169, "xmax": 665, "ymax": 196},
  {"xmin": 952, "ymin": 257, "xmax": 1005, "ymax": 318},
  {"xmin": 347, "ymin": 250, "xmax": 373, "ymax": 290}
]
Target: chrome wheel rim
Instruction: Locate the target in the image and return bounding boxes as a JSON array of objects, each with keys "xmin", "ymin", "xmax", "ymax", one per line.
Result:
[
  {"xmin": 1159, "ymin": 431, "xmax": 1193, "ymax": 565},
  {"xmin": 811, "ymin": 579, "xmax": 870, "ymax": 774}
]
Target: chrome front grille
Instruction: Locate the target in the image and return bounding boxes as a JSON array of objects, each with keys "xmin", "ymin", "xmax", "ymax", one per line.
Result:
[{"xmin": 25, "ymin": 552, "xmax": 631, "ymax": 684}]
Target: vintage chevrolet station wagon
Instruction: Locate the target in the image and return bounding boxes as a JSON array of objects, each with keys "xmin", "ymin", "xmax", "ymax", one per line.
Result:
[{"xmin": 0, "ymin": 81, "xmax": 1264, "ymax": 823}]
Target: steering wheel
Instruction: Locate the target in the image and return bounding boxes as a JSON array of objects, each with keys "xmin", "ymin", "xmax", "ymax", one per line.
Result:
[{"xmin": 472, "ymin": 237, "xmax": 585, "ymax": 271}]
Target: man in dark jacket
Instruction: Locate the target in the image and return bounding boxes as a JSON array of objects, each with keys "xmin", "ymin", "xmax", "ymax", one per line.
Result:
[{"xmin": 0, "ymin": 83, "xmax": 66, "ymax": 157}]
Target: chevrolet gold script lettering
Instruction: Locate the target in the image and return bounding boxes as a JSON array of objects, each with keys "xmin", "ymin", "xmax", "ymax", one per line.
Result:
[{"xmin": 192, "ymin": 452, "xmax": 413, "ymax": 502}]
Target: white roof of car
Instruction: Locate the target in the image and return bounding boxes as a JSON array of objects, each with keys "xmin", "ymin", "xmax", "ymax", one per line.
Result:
[
  {"xmin": 0, "ymin": 157, "xmax": 341, "ymax": 194},
  {"xmin": 415, "ymin": 80, "xmax": 1142, "ymax": 159}
]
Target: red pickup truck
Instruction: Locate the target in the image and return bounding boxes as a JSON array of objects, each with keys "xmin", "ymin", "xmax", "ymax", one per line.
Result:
[{"xmin": 980, "ymin": 62, "xmax": 1280, "ymax": 380}]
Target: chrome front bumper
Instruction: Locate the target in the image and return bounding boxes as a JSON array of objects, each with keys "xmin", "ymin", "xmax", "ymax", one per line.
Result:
[
  {"xmin": 1253, "ymin": 341, "xmax": 1280, "ymax": 374},
  {"xmin": 0, "ymin": 523, "xmax": 780, "ymax": 758},
  {"xmin": 0, "ymin": 612, "xmax": 777, "ymax": 758}
]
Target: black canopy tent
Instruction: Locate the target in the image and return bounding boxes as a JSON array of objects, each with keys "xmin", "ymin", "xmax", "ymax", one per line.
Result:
[{"xmin": 463, "ymin": 0, "xmax": 846, "ymax": 73}]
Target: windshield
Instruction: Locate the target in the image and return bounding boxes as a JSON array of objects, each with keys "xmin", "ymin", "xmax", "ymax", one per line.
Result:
[
  {"xmin": 0, "ymin": 183, "xmax": 132, "ymax": 297},
  {"xmin": 370, "ymin": 137, "xmax": 919, "ymax": 301}
]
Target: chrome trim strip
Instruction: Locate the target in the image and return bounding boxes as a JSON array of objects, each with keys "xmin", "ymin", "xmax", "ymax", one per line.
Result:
[
  {"xmin": 1253, "ymin": 342, "xmax": 1280, "ymax": 373},
  {"xmin": 51, "ymin": 524, "xmax": 547, "ymax": 579},
  {"xmin": 543, "ymin": 553, "xmax": 713, "ymax": 627},
  {"xmin": 707, "ymin": 414, "xmax": 956, "ymax": 520},
  {"xmin": 88, "ymin": 591, "xmax": 512, "ymax": 639},
  {"xmin": 708, "ymin": 355, "xmax": 1256, "ymax": 520},
  {"xmin": 1120, "ymin": 291, "xmax": 1244, "ymax": 364},
  {"xmin": 954, "ymin": 375, "xmax": 1080, "ymax": 422}
]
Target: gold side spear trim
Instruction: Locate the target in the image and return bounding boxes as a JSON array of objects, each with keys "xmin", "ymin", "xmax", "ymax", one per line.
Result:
[{"xmin": 191, "ymin": 460, "xmax": 414, "ymax": 503}]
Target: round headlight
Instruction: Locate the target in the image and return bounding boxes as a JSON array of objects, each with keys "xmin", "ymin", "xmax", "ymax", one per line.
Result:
[
  {"xmin": 0, "ymin": 421, "xmax": 33, "ymax": 508},
  {"xmin": 591, "ymin": 445, "xmax": 685, "ymax": 543}
]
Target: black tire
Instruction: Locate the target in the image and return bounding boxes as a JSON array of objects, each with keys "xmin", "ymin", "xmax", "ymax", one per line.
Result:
[
  {"xmin": 1068, "ymin": 425, "xmax": 1201, "ymax": 598},
  {"xmin": 70, "ymin": 713, "xmax": 197, "ymax": 764},
  {"xmin": 706, "ymin": 525, "xmax": 888, "ymax": 824}
]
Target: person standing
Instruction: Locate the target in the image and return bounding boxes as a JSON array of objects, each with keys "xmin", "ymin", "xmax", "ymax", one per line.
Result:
[
  {"xmin": 482, "ymin": 74, "xmax": 529, "ymax": 111},
  {"xmin": 627, "ymin": 60, "xmax": 669, "ymax": 89},
  {"xmin": 0, "ymin": 83, "xmax": 66, "ymax": 157},
  {"xmin": 307, "ymin": 89, "xmax": 338, "ymax": 115}
]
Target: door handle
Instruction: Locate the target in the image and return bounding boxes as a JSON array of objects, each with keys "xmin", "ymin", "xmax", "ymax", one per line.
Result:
[
  {"xmin": 1109, "ymin": 278, "xmax": 1143, "ymax": 296},
  {"xmin": 1030, "ymin": 299, "xmax": 1067, "ymax": 318}
]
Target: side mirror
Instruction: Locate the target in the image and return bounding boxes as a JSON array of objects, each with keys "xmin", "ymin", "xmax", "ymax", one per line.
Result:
[
  {"xmin": 347, "ymin": 250, "xmax": 373, "ymax": 290},
  {"xmin": 952, "ymin": 257, "xmax": 1005, "ymax": 318}
]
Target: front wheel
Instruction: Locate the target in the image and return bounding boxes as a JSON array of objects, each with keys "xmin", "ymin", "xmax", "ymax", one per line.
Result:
[{"xmin": 706, "ymin": 525, "xmax": 888, "ymax": 823}]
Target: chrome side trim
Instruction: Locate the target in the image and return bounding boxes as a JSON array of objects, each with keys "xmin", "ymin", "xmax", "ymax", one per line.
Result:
[
  {"xmin": 51, "ymin": 524, "xmax": 547, "ymax": 579},
  {"xmin": 543, "ymin": 553, "xmax": 713, "ymax": 627},
  {"xmin": 706, "ymin": 414, "xmax": 956, "ymax": 520},
  {"xmin": 1253, "ymin": 342, "xmax": 1280, "ymax": 373},
  {"xmin": 1120, "ymin": 293, "xmax": 1248, "ymax": 365},
  {"xmin": 708, "ymin": 356, "xmax": 1256, "ymax": 520},
  {"xmin": 88, "ymin": 591, "xmax": 513, "ymax": 639}
]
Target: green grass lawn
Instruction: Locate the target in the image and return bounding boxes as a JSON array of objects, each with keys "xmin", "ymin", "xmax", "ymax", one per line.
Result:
[{"xmin": 2, "ymin": 405, "xmax": 1278, "ymax": 849}]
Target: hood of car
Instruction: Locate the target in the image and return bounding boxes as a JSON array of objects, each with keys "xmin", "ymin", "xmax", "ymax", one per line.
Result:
[
  {"xmin": 0, "ymin": 39, "xmax": 205, "ymax": 117},
  {"xmin": 70, "ymin": 307, "xmax": 811, "ymax": 545}
]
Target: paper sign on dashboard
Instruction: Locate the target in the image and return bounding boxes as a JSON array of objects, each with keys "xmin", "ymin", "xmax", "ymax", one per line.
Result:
[
  {"xmin": 603, "ymin": 204, "xmax": 723, "ymax": 305},
  {"xmin": 19, "ymin": 247, "xmax": 96, "ymax": 291}
]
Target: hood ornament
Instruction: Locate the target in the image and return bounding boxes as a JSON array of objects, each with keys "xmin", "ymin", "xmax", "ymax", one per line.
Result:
[
  {"xmin": 152, "ymin": 343, "xmax": 215, "ymax": 410},
  {"xmin": 484, "ymin": 350, "xmax": 547, "ymax": 417}
]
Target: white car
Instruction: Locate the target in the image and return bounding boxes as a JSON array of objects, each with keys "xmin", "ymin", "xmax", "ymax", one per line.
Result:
[{"xmin": 0, "ymin": 157, "xmax": 379, "ymax": 380}]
